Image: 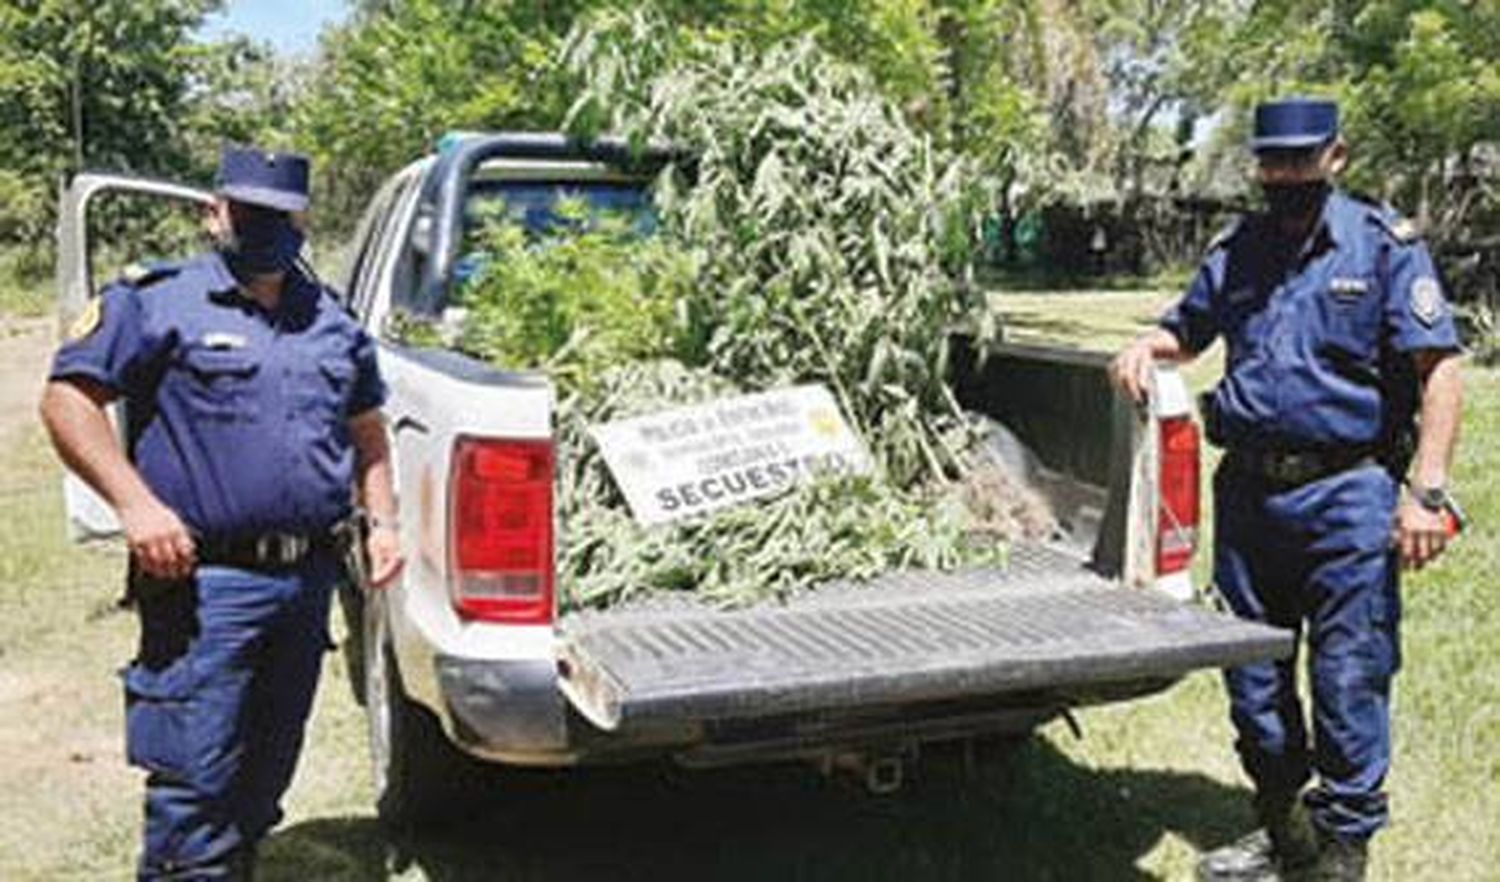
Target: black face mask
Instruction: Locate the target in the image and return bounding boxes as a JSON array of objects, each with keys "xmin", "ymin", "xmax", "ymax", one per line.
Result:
[
  {"xmin": 219, "ymin": 208, "xmax": 305, "ymax": 278},
  {"xmin": 1261, "ymin": 180, "xmax": 1331, "ymax": 222}
]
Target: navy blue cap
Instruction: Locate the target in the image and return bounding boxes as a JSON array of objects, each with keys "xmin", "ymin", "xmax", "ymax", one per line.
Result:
[
  {"xmin": 1251, "ymin": 98, "xmax": 1339, "ymax": 152},
  {"xmin": 216, "ymin": 145, "xmax": 310, "ymax": 212}
]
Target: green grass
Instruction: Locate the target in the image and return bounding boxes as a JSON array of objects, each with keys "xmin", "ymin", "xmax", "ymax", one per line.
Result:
[
  {"xmin": 1, "ymin": 288, "xmax": 1495, "ymax": 880},
  {"xmin": 0, "ymin": 429, "xmax": 141, "ymax": 881},
  {"xmin": 0, "ymin": 424, "xmax": 375, "ymax": 882},
  {"xmin": 0, "ymin": 249, "xmax": 50, "ymax": 317}
]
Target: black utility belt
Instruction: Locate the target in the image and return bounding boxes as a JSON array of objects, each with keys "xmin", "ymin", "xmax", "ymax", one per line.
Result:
[
  {"xmin": 197, "ymin": 518, "xmax": 360, "ymax": 571},
  {"xmin": 1224, "ymin": 446, "xmax": 1380, "ymax": 489}
]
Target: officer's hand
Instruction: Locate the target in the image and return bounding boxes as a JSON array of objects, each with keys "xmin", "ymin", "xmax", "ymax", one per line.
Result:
[
  {"xmin": 366, "ymin": 525, "xmax": 404, "ymax": 590},
  {"xmin": 120, "ymin": 498, "xmax": 197, "ymax": 580},
  {"xmin": 1395, "ymin": 497, "xmax": 1448, "ymax": 571},
  {"xmin": 1110, "ymin": 341, "xmax": 1155, "ymax": 404}
]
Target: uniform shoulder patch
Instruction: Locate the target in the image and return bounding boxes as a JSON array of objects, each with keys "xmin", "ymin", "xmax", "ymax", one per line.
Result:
[
  {"xmin": 66, "ymin": 297, "xmax": 103, "ymax": 342},
  {"xmin": 1364, "ymin": 209, "xmax": 1421, "ymax": 244},
  {"xmin": 1208, "ymin": 218, "xmax": 1243, "ymax": 252},
  {"xmin": 119, "ymin": 261, "xmax": 183, "ymax": 290},
  {"xmin": 1411, "ymin": 276, "xmax": 1445, "ymax": 327},
  {"xmin": 1388, "ymin": 216, "xmax": 1420, "ymax": 243}
]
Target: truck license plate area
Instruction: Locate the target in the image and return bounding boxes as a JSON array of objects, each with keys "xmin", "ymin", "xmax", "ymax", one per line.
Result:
[{"xmin": 558, "ymin": 544, "xmax": 1292, "ymax": 732}]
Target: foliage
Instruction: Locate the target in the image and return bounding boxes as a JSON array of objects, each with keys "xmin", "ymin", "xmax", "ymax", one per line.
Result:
[
  {"xmin": 447, "ymin": 26, "xmax": 1018, "ymax": 608},
  {"xmin": 294, "ymin": 1, "xmax": 1063, "ymax": 237},
  {"xmin": 1182, "ymin": 1, "xmax": 1500, "ymax": 251},
  {"xmin": 0, "ymin": 247, "xmax": 51, "ymax": 317},
  {"xmin": 565, "ymin": 14, "xmax": 995, "ymax": 486},
  {"xmin": 182, "ymin": 35, "xmax": 311, "ymax": 166},
  {"xmin": 0, "ymin": 0, "xmax": 316, "ymax": 282},
  {"xmin": 293, "ymin": 0, "xmax": 598, "ymax": 236},
  {"xmin": 456, "ymin": 200, "xmax": 697, "ymax": 389},
  {"xmin": 1084, "ymin": 0, "xmax": 1236, "ymax": 196},
  {"xmin": 553, "ymin": 360, "xmax": 1005, "ymax": 609},
  {"xmin": 0, "ymin": 1, "xmax": 228, "ymax": 246}
]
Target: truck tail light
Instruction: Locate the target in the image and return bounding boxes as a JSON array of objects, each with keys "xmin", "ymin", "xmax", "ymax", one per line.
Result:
[
  {"xmin": 449, "ymin": 437, "xmax": 555, "ymax": 625},
  {"xmin": 1156, "ymin": 416, "xmax": 1200, "ymax": 576}
]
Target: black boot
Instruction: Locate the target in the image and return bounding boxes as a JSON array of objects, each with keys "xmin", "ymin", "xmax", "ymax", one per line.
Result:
[
  {"xmin": 1197, "ymin": 795, "xmax": 1319, "ymax": 881},
  {"xmin": 228, "ymin": 843, "xmax": 259, "ymax": 882},
  {"xmin": 1307, "ymin": 831, "xmax": 1368, "ymax": 882}
]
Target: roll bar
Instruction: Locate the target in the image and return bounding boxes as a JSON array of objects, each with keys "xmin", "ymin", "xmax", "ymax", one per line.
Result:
[{"xmin": 412, "ymin": 133, "xmax": 689, "ymax": 314}]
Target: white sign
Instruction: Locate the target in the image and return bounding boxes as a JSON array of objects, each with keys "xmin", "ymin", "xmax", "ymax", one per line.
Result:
[{"xmin": 591, "ymin": 385, "xmax": 873, "ymax": 526}]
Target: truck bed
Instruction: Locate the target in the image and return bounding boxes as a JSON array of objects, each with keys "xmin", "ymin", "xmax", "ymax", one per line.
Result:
[{"xmin": 558, "ymin": 542, "xmax": 1289, "ymax": 732}]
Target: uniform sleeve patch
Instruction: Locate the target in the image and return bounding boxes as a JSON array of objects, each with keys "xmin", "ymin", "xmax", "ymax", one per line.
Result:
[
  {"xmin": 1411, "ymin": 276, "xmax": 1444, "ymax": 327},
  {"xmin": 66, "ymin": 298, "xmax": 103, "ymax": 342},
  {"xmin": 1390, "ymin": 217, "xmax": 1419, "ymax": 243}
]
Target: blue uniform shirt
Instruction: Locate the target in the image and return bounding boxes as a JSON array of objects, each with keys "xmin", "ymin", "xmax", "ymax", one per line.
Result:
[
  {"xmin": 51, "ymin": 252, "xmax": 387, "ymax": 538},
  {"xmin": 1160, "ymin": 190, "xmax": 1460, "ymax": 450}
]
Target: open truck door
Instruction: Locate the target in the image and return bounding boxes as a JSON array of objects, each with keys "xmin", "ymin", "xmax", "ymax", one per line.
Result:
[{"xmin": 55, "ymin": 173, "xmax": 213, "ymax": 540}]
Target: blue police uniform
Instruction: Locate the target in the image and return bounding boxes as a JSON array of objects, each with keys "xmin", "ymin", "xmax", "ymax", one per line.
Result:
[
  {"xmin": 1160, "ymin": 188, "xmax": 1460, "ymax": 841},
  {"xmin": 50, "ymin": 150, "xmax": 386, "ymax": 880}
]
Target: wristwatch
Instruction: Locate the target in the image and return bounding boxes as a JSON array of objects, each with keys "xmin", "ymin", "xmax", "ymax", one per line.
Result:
[{"xmin": 1411, "ymin": 484, "xmax": 1450, "ymax": 513}]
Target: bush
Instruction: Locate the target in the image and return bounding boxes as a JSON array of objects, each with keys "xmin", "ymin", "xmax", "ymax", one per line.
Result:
[{"xmin": 0, "ymin": 247, "xmax": 52, "ymax": 317}]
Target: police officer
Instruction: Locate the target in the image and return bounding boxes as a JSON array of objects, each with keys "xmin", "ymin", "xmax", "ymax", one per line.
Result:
[
  {"xmin": 1111, "ymin": 99, "xmax": 1464, "ymax": 881},
  {"xmin": 39, "ymin": 146, "xmax": 405, "ymax": 880}
]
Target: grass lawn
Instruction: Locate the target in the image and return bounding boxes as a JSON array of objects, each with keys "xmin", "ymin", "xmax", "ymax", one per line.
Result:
[
  {"xmin": 0, "ymin": 290, "xmax": 1494, "ymax": 880},
  {"xmin": 0, "ymin": 250, "xmax": 51, "ymax": 318}
]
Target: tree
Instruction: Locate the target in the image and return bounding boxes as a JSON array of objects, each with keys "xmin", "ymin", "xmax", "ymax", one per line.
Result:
[
  {"xmin": 183, "ymin": 35, "xmax": 312, "ymax": 170},
  {"xmin": 0, "ymin": 0, "xmax": 222, "ymax": 245},
  {"xmin": 293, "ymin": 0, "xmax": 603, "ymax": 234},
  {"xmin": 1343, "ymin": 4, "xmax": 1500, "ymax": 244},
  {"xmin": 1180, "ymin": 1, "xmax": 1500, "ymax": 247},
  {"xmin": 294, "ymin": 0, "xmax": 1065, "ymax": 234}
]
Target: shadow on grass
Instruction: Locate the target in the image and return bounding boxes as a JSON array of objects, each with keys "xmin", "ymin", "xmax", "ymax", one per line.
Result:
[{"xmin": 262, "ymin": 737, "xmax": 1252, "ymax": 882}]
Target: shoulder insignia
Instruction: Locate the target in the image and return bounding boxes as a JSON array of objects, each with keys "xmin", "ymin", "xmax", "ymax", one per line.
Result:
[
  {"xmin": 1208, "ymin": 218, "xmax": 1243, "ymax": 252},
  {"xmin": 119, "ymin": 261, "xmax": 183, "ymax": 290},
  {"xmin": 1388, "ymin": 217, "xmax": 1420, "ymax": 243},
  {"xmin": 66, "ymin": 297, "xmax": 103, "ymax": 342},
  {"xmin": 1359, "ymin": 204, "xmax": 1421, "ymax": 244}
]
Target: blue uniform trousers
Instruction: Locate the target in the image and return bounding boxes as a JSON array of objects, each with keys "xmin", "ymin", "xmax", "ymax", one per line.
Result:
[
  {"xmin": 1213, "ymin": 462, "xmax": 1401, "ymax": 841},
  {"xmin": 124, "ymin": 552, "xmax": 338, "ymax": 880}
]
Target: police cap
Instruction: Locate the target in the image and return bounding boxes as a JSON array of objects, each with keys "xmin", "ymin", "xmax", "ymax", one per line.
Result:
[
  {"xmin": 1250, "ymin": 98, "xmax": 1339, "ymax": 153},
  {"xmin": 216, "ymin": 145, "xmax": 311, "ymax": 213}
]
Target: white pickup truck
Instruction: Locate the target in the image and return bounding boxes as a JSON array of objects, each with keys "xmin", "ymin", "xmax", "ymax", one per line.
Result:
[{"xmin": 57, "ymin": 133, "xmax": 1291, "ymax": 826}]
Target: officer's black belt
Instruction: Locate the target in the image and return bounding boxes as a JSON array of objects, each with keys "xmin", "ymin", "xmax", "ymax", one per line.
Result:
[
  {"xmin": 197, "ymin": 519, "xmax": 359, "ymax": 571},
  {"xmin": 1224, "ymin": 446, "xmax": 1379, "ymax": 489}
]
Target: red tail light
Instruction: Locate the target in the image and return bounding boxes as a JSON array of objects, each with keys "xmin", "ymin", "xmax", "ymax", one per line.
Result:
[
  {"xmin": 449, "ymin": 437, "xmax": 555, "ymax": 624},
  {"xmin": 1156, "ymin": 417, "xmax": 1200, "ymax": 575}
]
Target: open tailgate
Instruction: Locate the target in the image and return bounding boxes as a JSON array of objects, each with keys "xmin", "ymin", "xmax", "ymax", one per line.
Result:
[{"xmin": 558, "ymin": 544, "xmax": 1291, "ymax": 732}]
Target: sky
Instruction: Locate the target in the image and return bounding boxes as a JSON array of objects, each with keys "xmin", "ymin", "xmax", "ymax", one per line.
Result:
[{"xmin": 199, "ymin": 0, "xmax": 351, "ymax": 55}]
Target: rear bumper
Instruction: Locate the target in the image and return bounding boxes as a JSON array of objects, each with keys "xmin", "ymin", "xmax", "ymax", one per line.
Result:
[
  {"xmin": 431, "ymin": 652, "xmax": 1179, "ymax": 768},
  {"xmin": 435, "ymin": 655, "xmax": 576, "ymax": 763}
]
